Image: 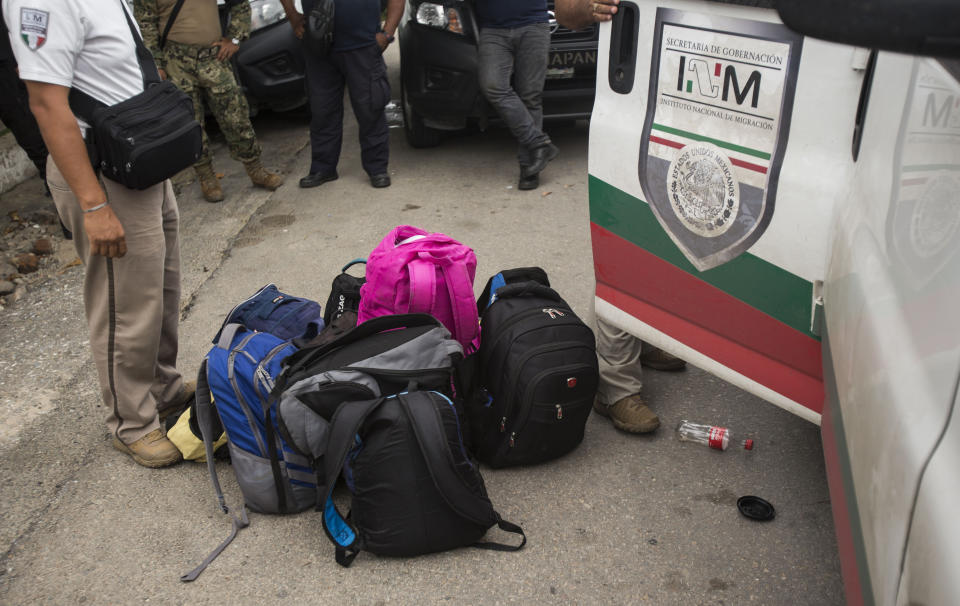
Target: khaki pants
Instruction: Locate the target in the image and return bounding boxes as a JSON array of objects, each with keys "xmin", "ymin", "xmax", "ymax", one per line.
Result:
[
  {"xmin": 596, "ymin": 316, "xmax": 644, "ymax": 407},
  {"xmin": 48, "ymin": 158, "xmax": 185, "ymax": 443}
]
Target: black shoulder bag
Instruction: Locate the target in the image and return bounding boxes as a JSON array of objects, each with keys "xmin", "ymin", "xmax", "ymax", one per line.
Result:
[{"xmin": 68, "ymin": 1, "xmax": 201, "ymax": 190}]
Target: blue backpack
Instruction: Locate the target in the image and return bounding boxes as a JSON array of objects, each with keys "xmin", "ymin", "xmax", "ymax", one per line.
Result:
[
  {"xmin": 213, "ymin": 283, "xmax": 324, "ymax": 344},
  {"xmin": 183, "ymin": 286, "xmax": 324, "ymax": 582}
]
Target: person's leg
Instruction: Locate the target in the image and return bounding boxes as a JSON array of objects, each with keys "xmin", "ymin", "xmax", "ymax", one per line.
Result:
[
  {"xmin": 165, "ymin": 44, "xmax": 223, "ymax": 202},
  {"xmin": 48, "ymin": 160, "xmax": 182, "ymax": 465},
  {"xmin": 197, "ymin": 51, "xmax": 282, "ymax": 190},
  {"xmin": 477, "ymin": 28, "xmax": 549, "ymax": 150},
  {"xmin": 594, "ymin": 316, "xmax": 660, "ymax": 433},
  {"xmin": 512, "ymin": 23, "xmax": 551, "ymax": 166},
  {"xmin": 197, "ymin": 51, "xmax": 261, "ymax": 164},
  {"xmin": 341, "ymin": 45, "xmax": 390, "ymax": 180},
  {"xmin": 303, "ymin": 49, "xmax": 346, "ymax": 177},
  {"xmin": 151, "ymin": 179, "xmax": 191, "ymax": 418},
  {"xmin": 596, "ymin": 316, "xmax": 644, "ymax": 406},
  {"xmin": 164, "ymin": 45, "xmax": 212, "ymax": 168}
]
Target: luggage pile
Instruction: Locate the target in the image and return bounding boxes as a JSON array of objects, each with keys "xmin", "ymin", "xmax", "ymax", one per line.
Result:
[{"xmin": 179, "ymin": 225, "xmax": 598, "ymax": 580}]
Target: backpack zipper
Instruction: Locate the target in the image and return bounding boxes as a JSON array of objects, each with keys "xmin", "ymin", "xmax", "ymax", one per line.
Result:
[
  {"xmin": 492, "ymin": 341, "xmax": 592, "ymax": 440},
  {"xmin": 511, "ymin": 357, "xmax": 597, "ymax": 448},
  {"xmin": 486, "ymin": 316, "xmax": 592, "ymax": 397}
]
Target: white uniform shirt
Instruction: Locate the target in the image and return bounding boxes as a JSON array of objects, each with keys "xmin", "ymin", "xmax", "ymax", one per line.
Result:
[{"xmin": 4, "ymin": 0, "xmax": 145, "ymax": 126}]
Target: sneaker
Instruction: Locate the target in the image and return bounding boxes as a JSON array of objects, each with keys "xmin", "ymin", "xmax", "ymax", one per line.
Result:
[
  {"xmin": 158, "ymin": 380, "xmax": 196, "ymax": 422},
  {"xmin": 112, "ymin": 428, "xmax": 183, "ymax": 468},
  {"xmin": 593, "ymin": 394, "xmax": 660, "ymax": 433},
  {"xmin": 640, "ymin": 348, "xmax": 687, "ymax": 372}
]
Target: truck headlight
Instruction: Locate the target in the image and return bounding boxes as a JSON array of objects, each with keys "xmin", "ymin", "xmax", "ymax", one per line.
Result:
[
  {"xmin": 248, "ymin": 0, "xmax": 299, "ymax": 32},
  {"xmin": 416, "ymin": 3, "xmax": 464, "ymax": 35}
]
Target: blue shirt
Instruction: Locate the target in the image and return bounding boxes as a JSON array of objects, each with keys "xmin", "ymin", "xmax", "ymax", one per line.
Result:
[
  {"xmin": 476, "ymin": 0, "xmax": 548, "ymax": 29},
  {"xmin": 332, "ymin": 0, "xmax": 380, "ymax": 51}
]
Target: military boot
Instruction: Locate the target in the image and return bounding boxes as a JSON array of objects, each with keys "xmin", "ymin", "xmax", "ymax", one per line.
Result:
[
  {"xmin": 112, "ymin": 428, "xmax": 182, "ymax": 468},
  {"xmin": 244, "ymin": 159, "xmax": 284, "ymax": 191},
  {"xmin": 195, "ymin": 162, "xmax": 224, "ymax": 203},
  {"xmin": 593, "ymin": 394, "xmax": 661, "ymax": 433}
]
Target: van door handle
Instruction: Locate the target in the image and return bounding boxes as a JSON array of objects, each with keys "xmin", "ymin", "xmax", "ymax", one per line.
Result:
[{"xmin": 608, "ymin": 1, "xmax": 639, "ymax": 94}]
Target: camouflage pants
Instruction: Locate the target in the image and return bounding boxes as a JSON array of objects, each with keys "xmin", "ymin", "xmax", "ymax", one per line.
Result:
[{"xmin": 164, "ymin": 41, "xmax": 261, "ymax": 166}]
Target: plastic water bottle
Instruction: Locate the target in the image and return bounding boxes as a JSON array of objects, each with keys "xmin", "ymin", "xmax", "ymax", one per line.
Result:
[{"xmin": 676, "ymin": 420, "xmax": 754, "ymax": 451}]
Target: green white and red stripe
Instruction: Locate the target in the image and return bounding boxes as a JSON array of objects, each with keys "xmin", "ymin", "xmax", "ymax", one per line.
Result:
[
  {"xmin": 649, "ymin": 122, "xmax": 771, "ymax": 189},
  {"xmin": 590, "ymin": 175, "xmax": 823, "ymax": 419}
]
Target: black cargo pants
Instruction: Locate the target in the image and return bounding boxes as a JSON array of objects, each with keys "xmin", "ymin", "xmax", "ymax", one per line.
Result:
[{"xmin": 303, "ymin": 42, "xmax": 390, "ymax": 177}]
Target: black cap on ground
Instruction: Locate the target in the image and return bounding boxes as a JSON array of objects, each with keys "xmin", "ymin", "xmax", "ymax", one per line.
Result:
[{"xmin": 737, "ymin": 495, "xmax": 776, "ymax": 521}]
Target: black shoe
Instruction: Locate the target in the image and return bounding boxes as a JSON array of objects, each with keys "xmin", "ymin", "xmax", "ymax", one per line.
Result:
[
  {"xmin": 299, "ymin": 172, "xmax": 338, "ymax": 188},
  {"xmin": 518, "ymin": 173, "xmax": 539, "ymax": 190},
  {"xmin": 523, "ymin": 143, "xmax": 559, "ymax": 178},
  {"xmin": 370, "ymin": 173, "xmax": 391, "ymax": 188}
]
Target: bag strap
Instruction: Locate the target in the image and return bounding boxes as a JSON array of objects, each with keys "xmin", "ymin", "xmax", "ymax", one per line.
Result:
[
  {"xmin": 406, "ymin": 257, "xmax": 437, "ymax": 317},
  {"xmin": 69, "ymin": 0, "xmax": 162, "ymax": 122},
  {"xmin": 320, "ymin": 397, "xmax": 389, "ymax": 567},
  {"xmin": 181, "ymin": 358, "xmax": 251, "ymax": 582},
  {"xmin": 398, "ymin": 392, "xmax": 525, "ymax": 551},
  {"xmin": 276, "ymin": 313, "xmax": 443, "ymax": 390},
  {"xmin": 411, "ymin": 251, "xmax": 480, "ymax": 352},
  {"xmin": 477, "ymin": 267, "xmax": 551, "ymax": 314},
  {"xmin": 159, "ymin": 0, "xmax": 187, "ymax": 50},
  {"xmin": 341, "ymin": 258, "xmax": 367, "ymax": 273},
  {"xmin": 490, "ymin": 281, "xmax": 565, "ymax": 305}
]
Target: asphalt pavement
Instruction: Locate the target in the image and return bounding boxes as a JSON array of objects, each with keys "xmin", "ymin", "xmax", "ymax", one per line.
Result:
[{"xmin": 0, "ymin": 47, "xmax": 843, "ymax": 605}]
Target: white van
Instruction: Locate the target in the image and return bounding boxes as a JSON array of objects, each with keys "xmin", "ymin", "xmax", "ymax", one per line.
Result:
[{"xmin": 587, "ymin": 1, "xmax": 960, "ymax": 604}]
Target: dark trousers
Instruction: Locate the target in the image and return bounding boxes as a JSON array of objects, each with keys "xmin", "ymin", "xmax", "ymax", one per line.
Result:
[
  {"xmin": 303, "ymin": 43, "xmax": 390, "ymax": 176},
  {"xmin": 0, "ymin": 60, "xmax": 48, "ymax": 178}
]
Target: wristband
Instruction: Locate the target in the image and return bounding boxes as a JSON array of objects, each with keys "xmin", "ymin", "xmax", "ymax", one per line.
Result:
[{"xmin": 83, "ymin": 201, "xmax": 109, "ymax": 214}]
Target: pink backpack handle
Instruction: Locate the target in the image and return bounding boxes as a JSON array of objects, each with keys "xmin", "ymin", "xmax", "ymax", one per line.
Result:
[{"xmin": 410, "ymin": 251, "xmax": 480, "ymax": 354}]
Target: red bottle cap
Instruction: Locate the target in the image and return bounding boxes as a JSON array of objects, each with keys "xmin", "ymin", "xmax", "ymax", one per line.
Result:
[{"xmin": 744, "ymin": 439, "xmax": 754, "ymax": 450}]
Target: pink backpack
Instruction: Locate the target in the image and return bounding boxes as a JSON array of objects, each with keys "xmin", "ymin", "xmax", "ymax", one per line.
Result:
[{"xmin": 358, "ymin": 225, "xmax": 480, "ymax": 355}]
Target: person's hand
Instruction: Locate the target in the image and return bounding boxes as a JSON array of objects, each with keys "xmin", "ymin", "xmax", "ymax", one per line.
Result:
[
  {"xmin": 83, "ymin": 201, "xmax": 127, "ymax": 258},
  {"xmin": 591, "ymin": 0, "xmax": 619, "ymax": 22},
  {"xmin": 213, "ymin": 38, "xmax": 240, "ymax": 62},
  {"xmin": 376, "ymin": 32, "xmax": 393, "ymax": 52},
  {"xmin": 158, "ymin": 68, "xmax": 167, "ymax": 80},
  {"xmin": 288, "ymin": 11, "xmax": 305, "ymax": 39}
]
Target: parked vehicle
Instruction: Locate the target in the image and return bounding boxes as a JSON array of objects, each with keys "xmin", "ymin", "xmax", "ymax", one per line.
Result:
[
  {"xmin": 587, "ymin": 0, "xmax": 960, "ymax": 604},
  {"xmin": 398, "ymin": 0, "xmax": 599, "ymax": 147},
  {"xmin": 226, "ymin": 0, "xmax": 306, "ymax": 113}
]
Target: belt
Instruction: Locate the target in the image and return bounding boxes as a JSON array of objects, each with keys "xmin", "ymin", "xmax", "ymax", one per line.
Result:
[{"xmin": 165, "ymin": 40, "xmax": 221, "ymax": 59}]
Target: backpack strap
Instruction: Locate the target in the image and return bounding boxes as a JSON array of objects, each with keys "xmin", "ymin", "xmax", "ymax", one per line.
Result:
[
  {"xmin": 477, "ymin": 267, "xmax": 551, "ymax": 314},
  {"xmin": 159, "ymin": 0, "xmax": 187, "ymax": 50},
  {"xmin": 275, "ymin": 313, "xmax": 443, "ymax": 391},
  {"xmin": 341, "ymin": 258, "xmax": 367, "ymax": 273},
  {"xmin": 398, "ymin": 392, "xmax": 526, "ymax": 552},
  {"xmin": 319, "ymin": 397, "xmax": 388, "ymax": 567},
  {"xmin": 412, "ymin": 251, "xmax": 480, "ymax": 353},
  {"xmin": 406, "ymin": 257, "xmax": 438, "ymax": 318},
  {"xmin": 181, "ymin": 358, "xmax": 251, "ymax": 582}
]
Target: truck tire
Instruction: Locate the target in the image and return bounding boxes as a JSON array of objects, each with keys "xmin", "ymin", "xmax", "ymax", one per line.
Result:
[{"xmin": 401, "ymin": 82, "xmax": 442, "ymax": 148}]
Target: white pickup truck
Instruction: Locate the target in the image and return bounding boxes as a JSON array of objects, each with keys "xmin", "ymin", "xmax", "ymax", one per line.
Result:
[{"xmin": 587, "ymin": 1, "xmax": 960, "ymax": 604}]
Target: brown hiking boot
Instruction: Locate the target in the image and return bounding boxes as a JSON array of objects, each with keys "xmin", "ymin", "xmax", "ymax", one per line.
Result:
[
  {"xmin": 640, "ymin": 348, "xmax": 687, "ymax": 372},
  {"xmin": 112, "ymin": 428, "xmax": 183, "ymax": 468},
  {"xmin": 244, "ymin": 159, "xmax": 284, "ymax": 191},
  {"xmin": 593, "ymin": 394, "xmax": 660, "ymax": 433},
  {"xmin": 195, "ymin": 163, "xmax": 224, "ymax": 203},
  {"xmin": 158, "ymin": 379, "xmax": 196, "ymax": 422}
]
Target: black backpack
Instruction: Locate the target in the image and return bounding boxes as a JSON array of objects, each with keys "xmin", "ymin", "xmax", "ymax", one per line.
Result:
[
  {"xmin": 320, "ymin": 391, "xmax": 525, "ymax": 566},
  {"xmin": 468, "ymin": 268, "xmax": 599, "ymax": 468}
]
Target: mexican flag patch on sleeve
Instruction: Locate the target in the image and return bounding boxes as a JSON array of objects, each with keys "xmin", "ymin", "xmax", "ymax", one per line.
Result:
[{"xmin": 20, "ymin": 8, "xmax": 49, "ymax": 50}]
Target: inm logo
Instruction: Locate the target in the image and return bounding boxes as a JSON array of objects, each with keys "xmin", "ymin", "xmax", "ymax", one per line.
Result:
[
  {"xmin": 676, "ymin": 56, "xmax": 761, "ymax": 108},
  {"xmin": 922, "ymin": 91, "xmax": 960, "ymax": 129}
]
